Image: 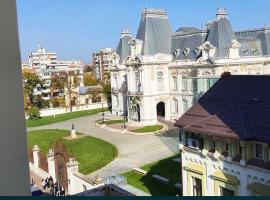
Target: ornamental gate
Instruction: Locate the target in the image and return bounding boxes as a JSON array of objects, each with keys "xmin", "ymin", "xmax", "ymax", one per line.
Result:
[{"xmin": 54, "ymin": 141, "xmax": 69, "ymax": 190}]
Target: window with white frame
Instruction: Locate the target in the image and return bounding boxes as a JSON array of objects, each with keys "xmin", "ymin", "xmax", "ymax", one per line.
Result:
[
  {"xmin": 183, "ymin": 99, "xmax": 188, "ymax": 112},
  {"xmin": 172, "ymin": 75, "xmax": 177, "ymax": 91},
  {"xmin": 255, "ymin": 143, "xmax": 263, "ymax": 159},
  {"xmin": 157, "ymin": 71, "xmax": 164, "ymax": 91},
  {"xmin": 192, "ymin": 177, "xmax": 202, "ymax": 196},
  {"xmin": 182, "ymin": 78, "xmax": 187, "ymax": 91},
  {"xmin": 173, "ymin": 99, "xmax": 178, "ymax": 113}
]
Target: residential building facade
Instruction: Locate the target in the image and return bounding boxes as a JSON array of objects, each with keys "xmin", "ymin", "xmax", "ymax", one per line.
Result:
[
  {"xmin": 111, "ymin": 8, "xmax": 270, "ymax": 125},
  {"xmin": 23, "ymin": 46, "xmax": 84, "ymax": 101},
  {"xmin": 175, "ymin": 76, "xmax": 270, "ymax": 196},
  {"xmin": 93, "ymin": 48, "xmax": 115, "ymax": 82}
]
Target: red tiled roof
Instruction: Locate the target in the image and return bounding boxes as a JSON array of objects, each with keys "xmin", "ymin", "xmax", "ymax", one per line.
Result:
[{"xmin": 175, "ymin": 76, "xmax": 270, "ymax": 143}]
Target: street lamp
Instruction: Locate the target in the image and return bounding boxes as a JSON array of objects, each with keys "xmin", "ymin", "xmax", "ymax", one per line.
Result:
[
  {"xmin": 123, "ymin": 113, "xmax": 127, "ymax": 130},
  {"xmin": 102, "ymin": 103, "xmax": 105, "ymax": 124}
]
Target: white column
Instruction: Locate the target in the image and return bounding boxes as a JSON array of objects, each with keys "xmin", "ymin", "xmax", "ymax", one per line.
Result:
[
  {"xmin": 47, "ymin": 149, "xmax": 56, "ymax": 180},
  {"xmin": 33, "ymin": 145, "xmax": 40, "ymax": 170},
  {"xmin": 181, "ymin": 154, "xmax": 188, "ymax": 196},
  {"xmin": 66, "ymin": 158, "xmax": 79, "ymax": 195},
  {"xmin": 0, "ymin": 0, "xmax": 30, "ymax": 195}
]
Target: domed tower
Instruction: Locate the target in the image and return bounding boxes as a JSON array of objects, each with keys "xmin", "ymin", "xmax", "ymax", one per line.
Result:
[
  {"xmin": 206, "ymin": 8, "xmax": 236, "ymax": 58},
  {"xmin": 116, "ymin": 29, "xmax": 132, "ymax": 63},
  {"xmin": 136, "ymin": 8, "xmax": 173, "ymax": 55}
]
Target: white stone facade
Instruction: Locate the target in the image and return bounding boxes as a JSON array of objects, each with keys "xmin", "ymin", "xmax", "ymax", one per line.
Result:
[
  {"xmin": 181, "ymin": 149, "xmax": 270, "ymax": 196},
  {"xmin": 110, "ymin": 8, "xmax": 270, "ymax": 125}
]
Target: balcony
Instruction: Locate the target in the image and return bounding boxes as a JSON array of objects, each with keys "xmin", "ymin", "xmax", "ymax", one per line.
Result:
[{"xmin": 127, "ymin": 91, "xmax": 143, "ymax": 96}]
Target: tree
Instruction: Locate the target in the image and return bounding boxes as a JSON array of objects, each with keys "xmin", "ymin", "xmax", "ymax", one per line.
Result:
[
  {"xmin": 27, "ymin": 106, "xmax": 41, "ymax": 120},
  {"xmin": 51, "ymin": 72, "xmax": 80, "ymax": 112},
  {"xmin": 87, "ymin": 86, "xmax": 102, "ymax": 103},
  {"xmin": 22, "ymin": 70, "xmax": 43, "ymax": 110},
  {"xmin": 83, "ymin": 72, "xmax": 98, "ymax": 86},
  {"xmin": 101, "ymin": 82, "xmax": 111, "ymax": 102}
]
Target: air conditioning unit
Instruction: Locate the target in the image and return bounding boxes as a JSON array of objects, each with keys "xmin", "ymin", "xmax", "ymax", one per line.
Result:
[{"xmin": 188, "ymin": 138, "xmax": 199, "ymax": 149}]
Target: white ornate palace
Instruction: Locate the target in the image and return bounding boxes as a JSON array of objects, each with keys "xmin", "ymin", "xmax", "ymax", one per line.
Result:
[{"xmin": 110, "ymin": 8, "xmax": 270, "ymax": 125}]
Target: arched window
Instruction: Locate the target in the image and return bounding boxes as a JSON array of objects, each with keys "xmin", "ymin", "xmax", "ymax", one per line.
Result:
[
  {"xmin": 172, "ymin": 76, "xmax": 178, "ymax": 91},
  {"xmin": 182, "ymin": 78, "xmax": 187, "ymax": 91},
  {"xmin": 173, "ymin": 99, "xmax": 178, "ymax": 113},
  {"xmin": 157, "ymin": 71, "xmax": 164, "ymax": 91}
]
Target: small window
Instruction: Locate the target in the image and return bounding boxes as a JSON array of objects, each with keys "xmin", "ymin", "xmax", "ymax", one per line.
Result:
[
  {"xmin": 255, "ymin": 143, "xmax": 263, "ymax": 159},
  {"xmin": 172, "ymin": 76, "xmax": 177, "ymax": 91},
  {"xmin": 157, "ymin": 72, "xmax": 164, "ymax": 91},
  {"xmin": 226, "ymin": 143, "xmax": 229, "ymax": 152},
  {"xmin": 192, "ymin": 177, "xmax": 202, "ymax": 196},
  {"xmin": 239, "ymin": 146, "xmax": 242, "ymax": 155},
  {"xmin": 220, "ymin": 187, "xmax": 235, "ymax": 196}
]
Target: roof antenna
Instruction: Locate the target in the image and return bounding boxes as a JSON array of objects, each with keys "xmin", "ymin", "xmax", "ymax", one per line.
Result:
[{"xmin": 145, "ymin": 0, "xmax": 148, "ymax": 8}]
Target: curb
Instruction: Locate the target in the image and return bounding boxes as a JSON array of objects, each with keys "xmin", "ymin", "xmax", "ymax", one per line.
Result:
[{"xmin": 95, "ymin": 119, "xmax": 168, "ymax": 136}]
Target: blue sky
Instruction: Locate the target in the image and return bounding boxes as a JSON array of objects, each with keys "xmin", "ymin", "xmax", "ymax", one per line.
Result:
[{"xmin": 17, "ymin": 0, "xmax": 270, "ymax": 62}]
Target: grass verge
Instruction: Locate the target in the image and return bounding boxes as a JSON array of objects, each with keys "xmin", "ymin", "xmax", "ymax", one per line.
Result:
[
  {"xmin": 123, "ymin": 154, "xmax": 181, "ymax": 196},
  {"xmin": 131, "ymin": 125, "xmax": 163, "ymax": 133},
  {"xmin": 27, "ymin": 108, "xmax": 108, "ymax": 127},
  {"xmin": 28, "ymin": 129, "xmax": 118, "ymax": 175}
]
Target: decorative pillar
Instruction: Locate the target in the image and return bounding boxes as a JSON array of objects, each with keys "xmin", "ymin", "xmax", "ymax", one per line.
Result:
[
  {"xmin": 33, "ymin": 145, "xmax": 40, "ymax": 170},
  {"xmin": 227, "ymin": 140, "xmax": 233, "ymax": 162},
  {"xmin": 264, "ymin": 144, "xmax": 269, "ymax": 163},
  {"xmin": 47, "ymin": 149, "xmax": 56, "ymax": 180},
  {"xmin": 240, "ymin": 142, "xmax": 247, "ymax": 166},
  {"xmin": 66, "ymin": 158, "xmax": 79, "ymax": 195}
]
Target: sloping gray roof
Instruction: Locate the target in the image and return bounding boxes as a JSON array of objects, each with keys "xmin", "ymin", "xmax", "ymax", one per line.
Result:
[
  {"xmin": 175, "ymin": 27, "xmax": 200, "ymax": 34},
  {"xmin": 116, "ymin": 30, "xmax": 132, "ymax": 63},
  {"xmin": 136, "ymin": 8, "xmax": 173, "ymax": 55},
  {"xmin": 171, "ymin": 32, "xmax": 207, "ymax": 60},
  {"xmin": 206, "ymin": 14, "xmax": 236, "ymax": 58}
]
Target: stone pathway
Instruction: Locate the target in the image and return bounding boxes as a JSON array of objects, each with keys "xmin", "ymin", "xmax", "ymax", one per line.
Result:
[{"xmin": 28, "ymin": 112, "xmax": 179, "ymax": 180}]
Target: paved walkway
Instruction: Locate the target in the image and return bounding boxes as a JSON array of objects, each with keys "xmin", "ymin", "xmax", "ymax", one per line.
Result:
[{"xmin": 28, "ymin": 112, "xmax": 179, "ymax": 179}]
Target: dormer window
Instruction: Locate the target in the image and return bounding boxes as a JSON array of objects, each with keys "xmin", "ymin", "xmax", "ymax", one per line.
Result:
[
  {"xmin": 194, "ymin": 48, "xmax": 200, "ymax": 56},
  {"xmin": 242, "ymin": 49, "xmax": 248, "ymax": 56},
  {"xmin": 183, "ymin": 48, "xmax": 190, "ymax": 57},
  {"xmin": 252, "ymin": 48, "xmax": 258, "ymax": 55},
  {"xmin": 174, "ymin": 49, "xmax": 180, "ymax": 57}
]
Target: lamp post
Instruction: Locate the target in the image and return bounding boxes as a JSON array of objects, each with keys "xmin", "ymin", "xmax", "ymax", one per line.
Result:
[{"xmin": 102, "ymin": 103, "xmax": 105, "ymax": 125}]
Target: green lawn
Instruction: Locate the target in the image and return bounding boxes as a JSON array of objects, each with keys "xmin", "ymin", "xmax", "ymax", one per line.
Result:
[
  {"xmin": 26, "ymin": 108, "xmax": 108, "ymax": 127},
  {"xmin": 132, "ymin": 125, "xmax": 163, "ymax": 133},
  {"xmin": 123, "ymin": 154, "xmax": 181, "ymax": 196},
  {"xmin": 97, "ymin": 119, "xmax": 125, "ymax": 125},
  {"xmin": 28, "ymin": 129, "xmax": 118, "ymax": 175}
]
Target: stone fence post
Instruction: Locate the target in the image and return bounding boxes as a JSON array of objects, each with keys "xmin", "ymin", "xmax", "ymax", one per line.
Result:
[
  {"xmin": 66, "ymin": 157, "xmax": 79, "ymax": 195},
  {"xmin": 32, "ymin": 145, "xmax": 40, "ymax": 170},
  {"xmin": 47, "ymin": 148, "xmax": 56, "ymax": 180}
]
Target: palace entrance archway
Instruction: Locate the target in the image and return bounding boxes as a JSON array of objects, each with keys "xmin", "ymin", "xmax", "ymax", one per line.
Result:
[{"xmin": 156, "ymin": 102, "xmax": 165, "ymax": 118}]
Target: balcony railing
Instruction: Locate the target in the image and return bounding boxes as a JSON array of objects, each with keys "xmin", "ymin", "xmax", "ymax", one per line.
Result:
[{"xmin": 127, "ymin": 91, "xmax": 143, "ymax": 96}]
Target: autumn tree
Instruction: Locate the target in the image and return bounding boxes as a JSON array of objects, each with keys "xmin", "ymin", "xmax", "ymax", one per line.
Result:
[
  {"xmin": 83, "ymin": 72, "xmax": 98, "ymax": 86},
  {"xmin": 51, "ymin": 72, "xmax": 80, "ymax": 112}
]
